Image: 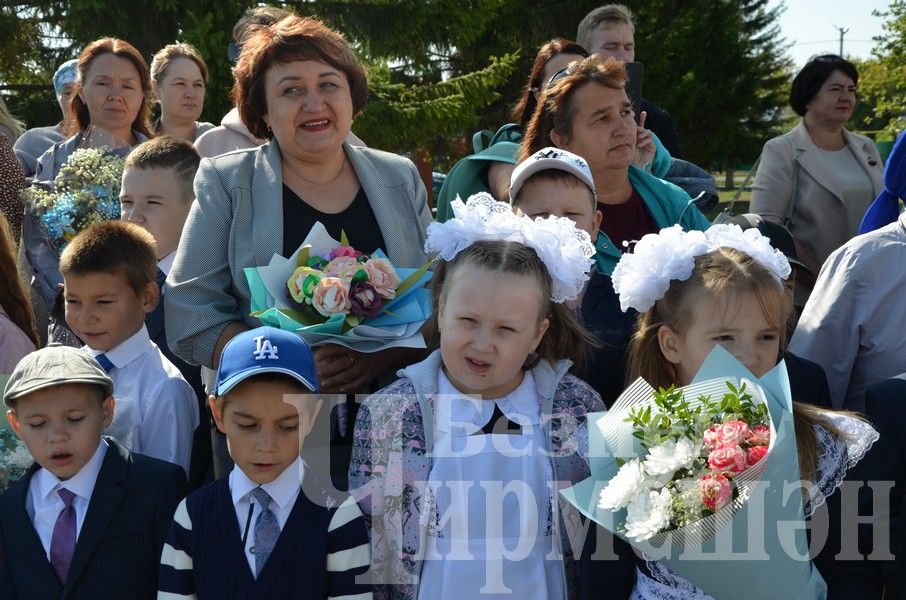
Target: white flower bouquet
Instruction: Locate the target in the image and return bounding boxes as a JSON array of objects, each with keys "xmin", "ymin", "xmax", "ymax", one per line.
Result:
[
  {"xmin": 245, "ymin": 223, "xmax": 432, "ymax": 352},
  {"xmin": 19, "ymin": 147, "xmax": 124, "ymax": 252},
  {"xmin": 561, "ymin": 347, "xmax": 828, "ymax": 599}
]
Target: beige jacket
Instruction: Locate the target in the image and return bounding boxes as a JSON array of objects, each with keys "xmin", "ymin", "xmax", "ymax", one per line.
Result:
[{"xmin": 750, "ymin": 120, "xmax": 883, "ymax": 306}]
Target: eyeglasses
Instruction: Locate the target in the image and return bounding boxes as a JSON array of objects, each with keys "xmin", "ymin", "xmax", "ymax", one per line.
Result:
[{"xmin": 545, "ymin": 66, "xmax": 572, "ymax": 89}]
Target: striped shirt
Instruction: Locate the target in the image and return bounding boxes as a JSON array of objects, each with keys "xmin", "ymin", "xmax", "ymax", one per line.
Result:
[{"xmin": 158, "ymin": 465, "xmax": 371, "ymax": 599}]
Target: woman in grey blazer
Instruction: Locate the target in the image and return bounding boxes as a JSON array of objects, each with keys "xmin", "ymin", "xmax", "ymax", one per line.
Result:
[
  {"xmin": 166, "ymin": 14, "xmax": 431, "ymax": 396},
  {"xmin": 751, "ymin": 55, "xmax": 883, "ymax": 309}
]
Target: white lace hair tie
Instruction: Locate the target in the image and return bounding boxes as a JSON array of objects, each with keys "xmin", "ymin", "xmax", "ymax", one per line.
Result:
[
  {"xmin": 612, "ymin": 224, "xmax": 792, "ymax": 313},
  {"xmin": 424, "ymin": 192, "xmax": 595, "ymax": 303}
]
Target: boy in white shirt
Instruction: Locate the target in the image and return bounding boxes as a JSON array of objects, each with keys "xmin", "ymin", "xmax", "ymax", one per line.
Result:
[
  {"xmin": 59, "ymin": 220, "xmax": 199, "ymax": 474},
  {"xmin": 119, "ymin": 136, "xmax": 211, "ymax": 488}
]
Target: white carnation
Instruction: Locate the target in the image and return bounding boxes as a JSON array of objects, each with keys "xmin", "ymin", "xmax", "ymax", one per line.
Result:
[
  {"xmin": 643, "ymin": 437, "xmax": 702, "ymax": 477},
  {"xmin": 598, "ymin": 458, "xmax": 648, "ymax": 511},
  {"xmin": 624, "ymin": 488, "xmax": 673, "ymax": 542}
]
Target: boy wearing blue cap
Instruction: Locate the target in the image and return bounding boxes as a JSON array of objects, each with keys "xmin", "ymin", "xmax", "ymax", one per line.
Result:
[{"xmin": 158, "ymin": 327, "xmax": 372, "ymax": 598}]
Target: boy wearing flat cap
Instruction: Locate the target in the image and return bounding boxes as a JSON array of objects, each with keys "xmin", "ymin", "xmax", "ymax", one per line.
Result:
[
  {"xmin": 158, "ymin": 327, "xmax": 371, "ymax": 599},
  {"xmin": 0, "ymin": 344, "xmax": 187, "ymax": 599}
]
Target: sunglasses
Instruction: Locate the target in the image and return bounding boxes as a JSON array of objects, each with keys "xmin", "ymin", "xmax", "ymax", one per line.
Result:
[
  {"xmin": 545, "ymin": 66, "xmax": 572, "ymax": 89},
  {"xmin": 228, "ymin": 42, "xmax": 241, "ymax": 66}
]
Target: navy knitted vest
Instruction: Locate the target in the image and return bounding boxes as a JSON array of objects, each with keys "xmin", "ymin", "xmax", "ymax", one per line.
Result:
[{"xmin": 186, "ymin": 477, "xmax": 331, "ymax": 599}]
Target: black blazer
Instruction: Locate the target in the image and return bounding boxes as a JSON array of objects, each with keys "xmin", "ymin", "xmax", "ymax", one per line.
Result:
[{"xmin": 0, "ymin": 437, "xmax": 186, "ymax": 599}]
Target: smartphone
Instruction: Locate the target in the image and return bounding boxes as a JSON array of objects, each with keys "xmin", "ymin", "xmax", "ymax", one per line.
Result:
[{"xmin": 624, "ymin": 62, "xmax": 644, "ymax": 120}]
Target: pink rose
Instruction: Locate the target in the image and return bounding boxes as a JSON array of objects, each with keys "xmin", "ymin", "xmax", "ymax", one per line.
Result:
[
  {"xmin": 708, "ymin": 444, "xmax": 747, "ymax": 475},
  {"xmin": 325, "ymin": 256, "xmax": 364, "ymax": 285},
  {"xmin": 700, "ymin": 473, "xmax": 732, "ymax": 511},
  {"xmin": 746, "ymin": 424, "xmax": 770, "ymax": 447},
  {"xmin": 704, "ymin": 420, "xmax": 751, "ymax": 450},
  {"xmin": 364, "ymin": 257, "xmax": 400, "ymax": 299},
  {"xmin": 745, "ymin": 445, "xmax": 768, "ymax": 467},
  {"xmin": 311, "ymin": 277, "xmax": 351, "ymax": 317},
  {"xmin": 331, "ymin": 246, "xmax": 362, "ymax": 259}
]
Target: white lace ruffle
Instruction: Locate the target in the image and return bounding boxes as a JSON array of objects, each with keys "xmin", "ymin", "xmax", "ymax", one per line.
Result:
[
  {"xmin": 804, "ymin": 413, "xmax": 879, "ymax": 517},
  {"xmin": 632, "ymin": 415, "xmax": 878, "ymax": 599},
  {"xmin": 424, "ymin": 193, "xmax": 595, "ymax": 303}
]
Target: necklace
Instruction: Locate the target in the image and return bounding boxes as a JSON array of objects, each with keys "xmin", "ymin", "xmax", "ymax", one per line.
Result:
[{"xmin": 282, "ymin": 156, "xmax": 346, "ymax": 186}]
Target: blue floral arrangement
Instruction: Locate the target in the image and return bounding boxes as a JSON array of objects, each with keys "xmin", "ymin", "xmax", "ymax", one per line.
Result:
[{"xmin": 20, "ymin": 147, "xmax": 125, "ymax": 252}]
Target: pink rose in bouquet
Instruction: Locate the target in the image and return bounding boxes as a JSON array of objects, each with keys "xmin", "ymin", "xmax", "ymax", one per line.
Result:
[
  {"xmin": 364, "ymin": 257, "xmax": 400, "ymax": 299},
  {"xmin": 331, "ymin": 245, "xmax": 363, "ymax": 259},
  {"xmin": 746, "ymin": 424, "xmax": 771, "ymax": 446},
  {"xmin": 312, "ymin": 277, "xmax": 351, "ymax": 317},
  {"xmin": 703, "ymin": 420, "xmax": 751, "ymax": 450},
  {"xmin": 349, "ymin": 281, "xmax": 384, "ymax": 319},
  {"xmin": 325, "ymin": 256, "xmax": 365, "ymax": 285},
  {"xmin": 708, "ymin": 444, "xmax": 747, "ymax": 475},
  {"xmin": 699, "ymin": 473, "xmax": 732, "ymax": 511},
  {"xmin": 745, "ymin": 445, "xmax": 768, "ymax": 467}
]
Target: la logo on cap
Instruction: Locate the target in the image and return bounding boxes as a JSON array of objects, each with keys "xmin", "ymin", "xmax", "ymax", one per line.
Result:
[{"xmin": 253, "ymin": 335, "xmax": 278, "ymax": 360}]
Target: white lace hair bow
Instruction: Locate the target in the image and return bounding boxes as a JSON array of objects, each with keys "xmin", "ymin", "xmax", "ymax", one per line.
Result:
[
  {"xmin": 612, "ymin": 223, "xmax": 792, "ymax": 313},
  {"xmin": 424, "ymin": 192, "xmax": 596, "ymax": 303}
]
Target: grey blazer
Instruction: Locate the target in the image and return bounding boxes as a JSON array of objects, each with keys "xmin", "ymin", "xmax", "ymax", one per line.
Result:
[
  {"xmin": 750, "ymin": 120, "xmax": 883, "ymax": 305},
  {"xmin": 165, "ymin": 139, "xmax": 432, "ymax": 369}
]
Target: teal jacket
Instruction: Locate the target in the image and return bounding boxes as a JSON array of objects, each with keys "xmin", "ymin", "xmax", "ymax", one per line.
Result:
[{"xmin": 594, "ymin": 165, "xmax": 711, "ymax": 275}]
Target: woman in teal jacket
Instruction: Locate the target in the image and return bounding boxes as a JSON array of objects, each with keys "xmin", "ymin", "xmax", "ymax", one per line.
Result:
[{"xmin": 521, "ymin": 54, "xmax": 710, "ymax": 275}]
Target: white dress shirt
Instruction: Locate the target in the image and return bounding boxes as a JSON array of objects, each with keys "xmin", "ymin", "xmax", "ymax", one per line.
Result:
[
  {"xmin": 158, "ymin": 252, "xmax": 176, "ymax": 277},
  {"xmin": 84, "ymin": 325, "xmax": 199, "ymax": 473},
  {"xmin": 229, "ymin": 456, "xmax": 304, "ymax": 578},
  {"xmin": 26, "ymin": 439, "xmax": 108, "ymax": 561}
]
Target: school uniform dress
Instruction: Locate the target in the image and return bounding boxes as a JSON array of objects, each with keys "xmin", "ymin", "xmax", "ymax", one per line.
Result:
[
  {"xmin": 418, "ymin": 371, "xmax": 566, "ymax": 600},
  {"xmin": 0, "ymin": 437, "xmax": 187, "ymax": 599},
  {"xmin": 158, "ymin": 456, "xmax": 372, "ymax": 599},
  {"xmin": 84, "ymin": 324, "xmax": 199, "ymax": 474}
]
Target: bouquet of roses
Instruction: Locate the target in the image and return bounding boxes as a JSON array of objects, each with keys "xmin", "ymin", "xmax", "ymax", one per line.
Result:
[
  {"xmin": 561, "ymin": 347, "xmax": 828, "ymax": 599},
  {"xmin": 0, "ymin": 428, "xmax": 32, "ymax": 492},
  {"xmin": 245, "ymin": 223, "xmax": 432, "ymax": 352},
  {"xmin": 597, "ymin": 381, "xmax": 774, "ymax": 543},
  {"xmin": 19, "ymin": 147, "xmax": 124, "ymax": 252}
]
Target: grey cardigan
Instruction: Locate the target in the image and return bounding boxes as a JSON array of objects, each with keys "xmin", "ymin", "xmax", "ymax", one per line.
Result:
[{"xmin": 166, "ymin": 139, "xmax": 432, "ymax": 368}]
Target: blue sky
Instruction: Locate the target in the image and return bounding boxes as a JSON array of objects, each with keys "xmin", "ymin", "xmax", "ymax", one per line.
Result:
[{"xmin": 774, "ymin": 0, "xmax": 894, "ymax": 67}]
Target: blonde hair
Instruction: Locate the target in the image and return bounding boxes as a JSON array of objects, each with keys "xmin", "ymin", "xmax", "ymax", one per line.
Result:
[
  {"xmin": 0, "ymin": 96, "xmax": 25, "ymax": 141},
  {"xmin": 576, "ymin": 4, "xmax": 636, "ymax": 49},
  {"xmin": 627, "ymin": 247, "xmax": 858, "ymax": 482},
  {"xmin": 150, "ymin": 43, "xmax": 209, "ymax": 88}
]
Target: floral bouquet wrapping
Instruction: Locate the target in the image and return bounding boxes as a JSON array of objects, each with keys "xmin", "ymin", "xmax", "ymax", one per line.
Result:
[
  {"xmin": 561, "ymin": 347, "xmax": 827, "ymax": 599},
  {"xmin": 0, "ymin": 428, "xmax": 32, "ymax": 492},
  {"xmin": 19, "ymin": 147, "xmax": 124, "ymax": 252},
  {"xmin": 245, "ymin": 222, "xmax": 432, "ymax": 352}
]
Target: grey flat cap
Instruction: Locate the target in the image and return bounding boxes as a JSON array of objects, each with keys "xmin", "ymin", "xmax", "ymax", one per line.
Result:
[{"xmin": 4, "ymin": 344, "xmax": 114, "ymax": 407}]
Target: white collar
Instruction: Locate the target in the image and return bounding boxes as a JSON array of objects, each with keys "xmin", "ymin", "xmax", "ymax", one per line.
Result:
[
  {"xmin": 435, "ymin": 370, "xmax": 540, "ymax": 434},
  {"xmin": 86, "ymin": 324, "xmax": 150, "ymax": 369},
  {"xmin": 34, "ymin": 438, "xmax": 108, "ymax": 504},
  {"xmin": 157, "ymin": 252, "xmax": 176, "ymax": 277},
  {"xmin": 230, "ymin": 456, "xmax": 304, "ymax": 512}
]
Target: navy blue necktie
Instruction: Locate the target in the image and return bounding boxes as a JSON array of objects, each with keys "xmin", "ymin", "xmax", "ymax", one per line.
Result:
[
  {"xmin": 145, "ymin": 268, "xmax": 167, "ymax": 338},
  {"xmin": 95, "ymin": 353, "xmax": 115, "ymax": 373}
]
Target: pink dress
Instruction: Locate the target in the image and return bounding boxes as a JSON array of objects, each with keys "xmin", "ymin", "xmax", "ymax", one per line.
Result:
[{"xmin": 0, "ymin": 306, "xmax": 35, "ymax": 373}]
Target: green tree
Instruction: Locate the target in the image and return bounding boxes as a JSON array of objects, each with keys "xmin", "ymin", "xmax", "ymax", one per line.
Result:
[{"xmin": 857, "ymin": 0, "xmax": 906, "ymax": 138}]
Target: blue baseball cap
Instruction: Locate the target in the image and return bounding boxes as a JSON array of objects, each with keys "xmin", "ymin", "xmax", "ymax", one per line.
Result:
[{"xmin": 215, "ymin": 327, "xmax": 319, "ymax": 396}]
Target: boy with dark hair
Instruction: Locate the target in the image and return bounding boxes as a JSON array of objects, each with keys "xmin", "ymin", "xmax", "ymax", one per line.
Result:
[
  {"xmin": 120, "ymin": 136, "xmax": 212, "ymax": 488},
  {"xmin": 0, "ymin": 345, "xmax": 186, "ymax": 598},
  {"xmin": 60, "ymin": 221, "xmax": 199, "ymax": 474},
  {"xmin": 158, "ymin": 327, "xmax": 371, "ymax": 598}
]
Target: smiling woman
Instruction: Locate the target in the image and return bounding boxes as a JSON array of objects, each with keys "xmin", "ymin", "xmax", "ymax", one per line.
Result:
[{"xmin": 166, "ymin": 14, "xmax": 432, "ymax": 398}]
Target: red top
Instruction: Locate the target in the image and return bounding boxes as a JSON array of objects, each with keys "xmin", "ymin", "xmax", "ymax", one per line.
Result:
[{"xmin": 598, "ymin": 187, "xmax": 658, "ymax": 253}]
